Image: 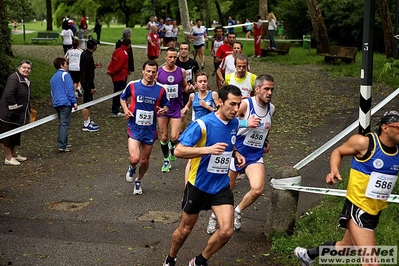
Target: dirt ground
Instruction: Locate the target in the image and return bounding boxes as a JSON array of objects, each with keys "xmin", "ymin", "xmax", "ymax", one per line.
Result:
[{"xmin": 0, "ymin": 45, "xmax": 398, "ymax": 266}]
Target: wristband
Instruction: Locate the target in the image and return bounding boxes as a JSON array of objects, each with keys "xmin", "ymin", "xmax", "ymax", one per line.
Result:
[{"xmin": 239, "ymin": 120, "xmax": 248, "ymax": 128}]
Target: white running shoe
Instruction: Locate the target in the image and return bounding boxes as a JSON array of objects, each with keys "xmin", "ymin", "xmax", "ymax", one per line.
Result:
[
  {"xmin": 206, "ymin": 215, "xmax": 218, "ymax": 235},
  {"xmin": 125, "ymin": 165, "xmax": 136, "ymax": 183},
  {"xmin": 294, "ymin": 247, "xmax": 314, "ymax": 266},
  {"xmin": 234, "ymin": 211, "xmax": 242, "ymax": 231},
  {"xmin": 133, "ymin": 180, "xmax": 142, "ymax": 195}
]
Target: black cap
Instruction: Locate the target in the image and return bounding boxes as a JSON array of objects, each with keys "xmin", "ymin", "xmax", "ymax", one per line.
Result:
[{"xmin": 379, "ymin": 110, "xmax": 399, "ymax": 125}]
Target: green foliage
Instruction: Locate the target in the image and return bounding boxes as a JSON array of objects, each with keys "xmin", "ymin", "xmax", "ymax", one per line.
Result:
[
  {"xmin": 271, "ymin": 0, "xmax": 311, "ymax": 40},
  {"xmin": 0, "ymin": 51, "xmax": 13, "ymax": 97},
  {"xmin": 270, "ymin": 0, "xmax": 396, "ymax": 52},
  {"xmin": 52, "ymin": 0, "xmax": 100, "ymax": 29},
  {"xmin": 379, "ymin": 58, "xmax": 399, "ymax": 78},
  {"xmin": 224, "ymin": 0, "xmax": 259, "ymax": 24},
  {"xmin": 319, "ymin": 0, "xmax": 365, "ymax": 47},
  {"xmin": 5, "ymin": 0, "xmax": 33, "ymax": 21}
]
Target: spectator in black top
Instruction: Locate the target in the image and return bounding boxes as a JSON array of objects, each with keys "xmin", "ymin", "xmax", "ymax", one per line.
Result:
[
  {"xmin": 94, "ymin": 18, "xmax": 102, "ymax": 43},
  {"xmin": 79, "ymin": 39, "xmax": 103, "ymax": 132}
]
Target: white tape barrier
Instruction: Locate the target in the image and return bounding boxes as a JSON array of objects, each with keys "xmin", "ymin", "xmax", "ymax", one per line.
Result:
[
  {"xmin": 184, "ymin": 20, "xmax": 269, "ymax": 35},
  {"xmin": 270, "ymin": 176, "xmax": 399, "ymax": 203},
  {"xmin": 235, "ymin": 37, "xmax": 304, "ymax": 42},
  {"xmin": 0, "ymin": 91, "xmax": 122, "ymax": 140},
  {"xmin": 294, "ymin": 87, "xmax": 399, "ymax": 170},
  {"xmin": 100, "ymin": 41, "xmax": 147, "ymax": 49},
  {"xmin": 100, "ymin": 42, "xmax": 169, "ymax": 51}
]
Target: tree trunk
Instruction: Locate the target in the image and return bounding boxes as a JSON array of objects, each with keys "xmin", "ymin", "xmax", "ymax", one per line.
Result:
[
  {"xmin": 259, "ymin": 0, "xmax": 268, "ymax": 19},
  {"xmin": 378, "ymin": 0, "xmax": 394, "ymax": 58},
  {"xmin": 215, "ymin": 1, "xmax": 223, "ymax": 27},
  {"xmin": 45, "ymin": 0, "xmax": 52, "ymax": 31},
  {"xmin": 306, "ymin": 0, "xmax": 330, "ymax": 53},
  {"xmin": 178, "ymin": 0, "xmax": 191, "ymax": 41},
  {"xmin": 259, "ymin": 0, "xmax": 268, "ymax": 39},
  {"xmin": 125, "ymin": 11, "xmax": 129, "ymax": 27},
  {"xmin": 206, "ymin": 0, "xmax": 211, "ymax": 28}
]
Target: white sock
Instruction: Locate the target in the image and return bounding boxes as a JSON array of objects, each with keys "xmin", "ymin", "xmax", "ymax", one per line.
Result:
[
  {"xmin": 234, "ymin": 206, "xmax": 241, "ymax": 213},
  {"xmin": 210, "ymin": 212, "xmax": 216, "ymax": 219},
  {"xmin": 83, "ymin": 120, "xmax": 90, "ymax": 127}
]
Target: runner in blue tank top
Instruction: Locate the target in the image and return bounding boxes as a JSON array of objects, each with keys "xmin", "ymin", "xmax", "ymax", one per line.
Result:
[
  {"xmin": 181, "ymin": 71, "xmax": 219, "ymax": 185},
  {"xmin": 163, "ymin": 85, "xmax": 245, "ymax": 266},
  {"xmin": 120, "ymin": 60, "xmax": 169, "ymax": 195},
  {"xmin": 206, "ymin": 74, "xmax": 276, "ymax": 234}
]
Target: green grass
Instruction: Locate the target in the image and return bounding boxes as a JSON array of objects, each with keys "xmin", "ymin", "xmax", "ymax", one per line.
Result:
[
  {"xmin": 8, "ymin": 55, "xmax": 55, "ymax": 104},
  {"xmin": 268, "ymin": 169, "xmax": 399, "ymax": 266}
]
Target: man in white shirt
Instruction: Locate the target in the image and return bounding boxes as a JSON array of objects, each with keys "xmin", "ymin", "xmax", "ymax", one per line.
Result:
[
  {"xmin": 189, "ymin": 19, "xmax": 208, "ymax": 69},
  {"xmin": 60, "ymin": 27, "xmax": 74, "ymax": 55},
  {"xmin": 217, "ymin": 41, "xmax": 246, "ymax": 83}
]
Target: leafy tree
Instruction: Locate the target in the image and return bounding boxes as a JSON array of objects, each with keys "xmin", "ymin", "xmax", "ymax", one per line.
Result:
[
  {"xmin": 87, "ymin": 0, "xmax": 142, "ymax": 27},
  {"xmin": 53, "ymin": 0, "xmax": 99, "ymax": 29},
  {"xmin": 273, "ymin": 0, "xmax": 311, "ymax": 39},
  {"xmin": 225, "ymin": 0, "xmax": 259, "ymax": 24},
  {"xmin": 1, "ymin": 0, "xmax": 33, "ymax": 94},
  {"xmin": 5, "ymin": 0, "xmax": 33, "ymax": 21},
  {"xmin": 0, "ymin": 0, "xmax": 12, "ymax": 95},
  {"xmin": 275, "ymin": 0, "xmax": 393, "ymax": 54},
  {"xmin": 31, "ymin": 0, "xmax": 46, "ymax": 21}
]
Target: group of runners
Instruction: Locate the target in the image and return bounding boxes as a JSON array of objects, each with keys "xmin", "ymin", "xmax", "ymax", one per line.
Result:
[
  {"xmin": 42, "ymin": 18, "xmax": 399, "ymax": 266},
  {"xmin": 118, "ymin": 21, "xmax": 277, "ymax": 263},
  {"xmin": 115, "ymin": 23, "xmax": 399, "ymax": 265}
]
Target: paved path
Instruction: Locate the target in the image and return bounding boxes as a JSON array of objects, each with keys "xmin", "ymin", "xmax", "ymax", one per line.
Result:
[{"xmin": 1, "ymin": 45, "xmax": 397, "ymax": 266}]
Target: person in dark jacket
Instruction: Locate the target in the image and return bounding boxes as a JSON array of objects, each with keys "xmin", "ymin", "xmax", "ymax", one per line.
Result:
[
  {"xmin": 93, "ymin": 18, "xmax": 102, "ymax": 43},
  {"xmin": 107, "ymin": 38, "xmax": 131, "ymax": 117},
  {"xmin": 50, "ymin": 57, "xmax": 78, "ymax": 152},
  {"xmin": 80, "ymin": 39, "xmax": 103, "ymax": 132},
  {"xmin": 0, "ymin": 60, "xmax": 32, "ymax": 166},
  {"xmin": 115, "ymin": 28, "xmax": 135, "ymax": 74}
]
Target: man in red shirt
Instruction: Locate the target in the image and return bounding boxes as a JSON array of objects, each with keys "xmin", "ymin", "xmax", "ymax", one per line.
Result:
[
  {"xmin": 253, "ymin": 14, "xmax": 263, "ymax": 57},
  {"xmin": 147, "ymin": 25, "xmax": 161, "ymax": 63},
  {"xmin": 80, "ymin": 13, "xmax": 87, "ymax": 31},
  {"xmin": 215, "ymin": 32, "xmax": 236, "ymax": 89},
  {"xmin": 107, "ymin": 38, "xmax": 131, "ymax": 117}
]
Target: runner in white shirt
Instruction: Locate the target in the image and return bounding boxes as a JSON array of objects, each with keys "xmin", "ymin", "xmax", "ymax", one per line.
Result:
[
  {"xmin": 189, "ymin": 19, "xmax": 208, "ymax": 69},
  {"xmin": 64, "ymin": 39, "xmax": 83, "ymax": 97},
  {"xmin": 60, "ymin": 28, "xmax": 74, "ymax": 55},
  {"xmin": 160, "ymin": 18, "xmax": 174, "ymax": 47},
  {"xmin": 217, "ymin": 41, "xmax": 250, "ymax": 81}
]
